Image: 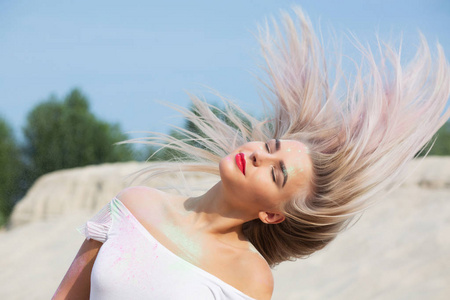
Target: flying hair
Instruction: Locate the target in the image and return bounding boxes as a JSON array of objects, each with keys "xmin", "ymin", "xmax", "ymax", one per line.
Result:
[{"xmin": 123, "ymin": 8, "xmax": 450, "ymax": 267}]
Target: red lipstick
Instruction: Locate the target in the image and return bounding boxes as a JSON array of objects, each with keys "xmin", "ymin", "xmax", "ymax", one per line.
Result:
[{"xmin": 235, "ymin": 153, "xmax": 246, "ymax": 175}]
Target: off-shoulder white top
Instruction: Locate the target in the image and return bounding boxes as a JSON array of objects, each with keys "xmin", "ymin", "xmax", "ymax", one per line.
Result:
[{"xmin": 77, "ymin": 197, "xmax": 255, "ymax": 300}]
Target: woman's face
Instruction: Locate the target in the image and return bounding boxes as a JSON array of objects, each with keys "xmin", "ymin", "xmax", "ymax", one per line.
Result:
[{"xmin": 219, "ymin": 139, "xmax": 312, "ymax": 217}]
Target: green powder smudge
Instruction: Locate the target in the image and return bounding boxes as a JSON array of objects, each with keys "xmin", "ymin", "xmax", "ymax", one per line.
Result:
[{"xmin": 161, "ymin": 223, "xmax": 202, "ymax": 265}]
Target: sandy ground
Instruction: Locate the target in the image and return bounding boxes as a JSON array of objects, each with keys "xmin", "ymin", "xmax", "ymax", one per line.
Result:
[
  {"xmin": 0, "ymin": 158, "xmax": 449, "ymax": 299},
  {"xmin": 0, "ymin": 186, "xmax": 448, "ymax": 300},
  {"xmin": 271, "ymin": 187, "xmax": 450, "ymax": 300}
]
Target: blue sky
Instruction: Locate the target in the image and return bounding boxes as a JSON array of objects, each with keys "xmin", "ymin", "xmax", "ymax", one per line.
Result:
[{"xmin": 1, "ymin": 0, "xmax": 449, "ymax": 143}]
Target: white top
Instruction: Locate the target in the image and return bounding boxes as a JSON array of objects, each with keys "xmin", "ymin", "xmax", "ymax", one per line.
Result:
[{"xmin": 77, "ymin": 197, "xmax": 256, "ymax": 300}]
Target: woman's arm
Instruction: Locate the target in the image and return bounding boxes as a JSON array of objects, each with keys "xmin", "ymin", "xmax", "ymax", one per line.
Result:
[{"xmin": 52, "ymin": 238, "xmax": 103, "ymax": 300}]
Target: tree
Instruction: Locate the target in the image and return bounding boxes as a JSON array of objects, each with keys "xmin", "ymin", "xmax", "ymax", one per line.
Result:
[
  {"xmin": 145, "ymin": 130, "xmax": 187, "ymax": 161},
  {"xmin": 23, "ymin": 88, "xmax": 134, "ymax": 183},
  {"xmin": 144, "ymin": 101, "xmax": 253, "ymax": 161},
  {"xmin": 430, "ymin": 121, "xmax": 450, "ymax": 155},
  {"xmin": 418, "ymin": 121, "xmax": 450, "ymax": 156},
  {"xmin": 184, "ymin": 102, "xmax": 252, "ymax": 147},
  {"xmin": 0, "ymin": 117, "xmax": 22, "ymax": 226}
]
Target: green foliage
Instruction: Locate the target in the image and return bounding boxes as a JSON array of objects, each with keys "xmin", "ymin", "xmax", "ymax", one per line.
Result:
[
  {"xmin": 143, "ymin": 130, "xmax": 187, "ymax": 162},
  {"xmin": 0, "ymin": 117, "xmax": 22, "ymax": 226},
  {"xmin": 184, "ymin": 102, "xmax": 251, "ymax": 146},
  {"xmin": 146, "ymin": 105, "xmax": 450, "ymax": 161},
  {"xmin": 419, "ymin": 121, "xmax": 450, "ymax": 156},
  {"xmin": 144, "ymin": 102, "xmax": 252, "ymax": 161},
  {"xmin": 23, "ymin": 88, "xmax": 134, "ymax": 183}
]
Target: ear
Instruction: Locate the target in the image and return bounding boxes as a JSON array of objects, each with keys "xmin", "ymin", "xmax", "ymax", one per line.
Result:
[{"xmin": 258, "ymin": 211, "xmax": 285, "ymax": 224}]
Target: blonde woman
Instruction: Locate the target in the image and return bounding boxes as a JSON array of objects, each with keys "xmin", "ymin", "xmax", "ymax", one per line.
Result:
[{"xmin": 53, "ymin": 8, "xmax": 450, "ymax": 300}]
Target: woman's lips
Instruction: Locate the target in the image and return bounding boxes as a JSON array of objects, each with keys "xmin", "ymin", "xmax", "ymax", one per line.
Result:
[{"xmin": 235, "ymin": 153, "xmax": 246, "ymax": 175}]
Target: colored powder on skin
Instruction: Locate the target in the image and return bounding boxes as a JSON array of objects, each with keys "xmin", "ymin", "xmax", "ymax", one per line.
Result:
[
  {"xmin": 286, "ymin": 165, "xmax": 304, "ymax": 176},
  {"xmin": 287, "ymin": 166, "xmax": 297, "ymax": 176},
  {"xmin": 161, "ymin": 223, "xmax": 202, "ymax": 265}
]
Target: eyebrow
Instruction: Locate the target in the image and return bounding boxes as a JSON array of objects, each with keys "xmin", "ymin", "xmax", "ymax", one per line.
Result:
[{"xmin": 274, "ymin": 139, "xmax": 288, "ymax": 188}]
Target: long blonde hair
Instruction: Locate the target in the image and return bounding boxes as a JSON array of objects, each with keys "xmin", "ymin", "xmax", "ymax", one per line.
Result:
[{"xmin": 125, "ymin": 8, "xmax": 450, "ymax": 267}]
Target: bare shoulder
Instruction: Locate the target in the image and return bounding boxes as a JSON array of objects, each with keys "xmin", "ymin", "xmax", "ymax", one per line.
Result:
[
  {"xmin": 115, "ymin": 186, "xmax": 167, "ymax": 215},
  {"xmin": 116, "ymin": 186, "xmax": 165, "ymax": 203},
  {"xmin": 237, "ymin": 250, "xmax": 274, "ymax": 300}
]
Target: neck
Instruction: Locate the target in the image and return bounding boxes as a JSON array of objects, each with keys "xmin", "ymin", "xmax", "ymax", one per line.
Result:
[{"xmin": 182, "ymin": 181, "xmax": 257, "ymax": 237}]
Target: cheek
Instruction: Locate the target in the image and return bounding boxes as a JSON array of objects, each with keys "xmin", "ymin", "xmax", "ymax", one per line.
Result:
[
  {"xmin": 254, "ymin": 191, "xmax": 283, "ymax": 209},
  {"xmin": 253, "ymin": 174, "xmax": 264, "ymax": 183},
  {"xmin": 249, "ymin": 176, "xmax": 279, "ymax": 203},
  {"xmin": 219, "ymin": 156, "xmax": 249, "ymax": 194},
  {"xmin": 219, "ymin": 156, "xmax": 234, "ymax": 178}
]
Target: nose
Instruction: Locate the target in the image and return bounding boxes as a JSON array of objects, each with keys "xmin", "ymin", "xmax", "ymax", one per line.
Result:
[{"xmin": 250, "ymin": 149, "xmax": 271, "ymax": 167}]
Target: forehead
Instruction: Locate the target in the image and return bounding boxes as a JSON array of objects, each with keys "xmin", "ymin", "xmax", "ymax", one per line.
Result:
[
  {"xmin": 278, "ymin": 139, "xmax": 312, "ymax": 190},
  {"xmin": 279, "ymin": 139, "xmax": 309, "ymax": 159}
]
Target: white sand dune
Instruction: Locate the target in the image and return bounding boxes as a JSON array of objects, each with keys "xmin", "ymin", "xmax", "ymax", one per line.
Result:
[{"xmin": 1, "ymin": 158, "xmax": 449, "ymax": 300}]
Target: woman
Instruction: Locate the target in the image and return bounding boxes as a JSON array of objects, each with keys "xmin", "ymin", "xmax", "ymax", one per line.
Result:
[{"xmin": 53, "ymin": 8, "xmax": 450, "ymax": 300}]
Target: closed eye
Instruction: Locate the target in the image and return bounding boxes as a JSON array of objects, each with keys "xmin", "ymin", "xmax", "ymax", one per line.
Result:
[{"xmin": 271, "ymin": 166, "xmax": 277, "ymax": 183}]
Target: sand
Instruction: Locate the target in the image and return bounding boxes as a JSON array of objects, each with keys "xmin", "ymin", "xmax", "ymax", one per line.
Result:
[{"xmin": 1, "ymin": 159, "xmax": 449, "ymax": 299}]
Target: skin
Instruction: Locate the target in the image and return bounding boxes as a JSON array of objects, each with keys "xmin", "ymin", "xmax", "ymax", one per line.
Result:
[
  {"xmin": 53, "ymin": 139, "xmax": 312, "ymax": 300},
  {"xmin": 52, "ymin": 238, "xmax": 102, "ymax": 299},
  {"xmin": 217, "ymin": 139, "xmax": 311, "ymax": 225}
]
